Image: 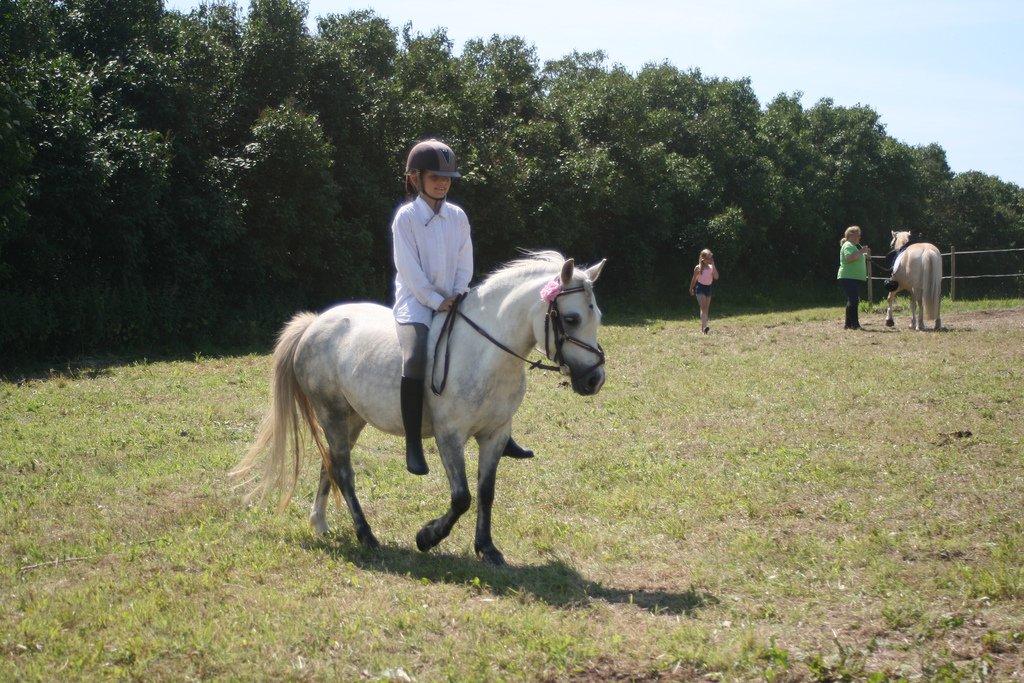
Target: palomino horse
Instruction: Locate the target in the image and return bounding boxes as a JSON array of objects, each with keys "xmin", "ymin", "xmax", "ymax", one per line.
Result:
[
  {"xmin": 232, "ymin": 252, "xmax": 606, "ymax": 565},
  {"xmin": 885, "ymin": 230, "xmax": 943, "ymax": 331}
]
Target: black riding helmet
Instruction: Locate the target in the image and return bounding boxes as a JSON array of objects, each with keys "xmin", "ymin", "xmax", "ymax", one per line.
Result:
[{"xmin": 405, "ymin": 139, "xmax": 461, "ymax": 178}]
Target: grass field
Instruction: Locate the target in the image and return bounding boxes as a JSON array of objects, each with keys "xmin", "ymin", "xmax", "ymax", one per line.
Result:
[{"xmin": 3, "ymin": 298, "xmax": 1023, "ymax": 680}]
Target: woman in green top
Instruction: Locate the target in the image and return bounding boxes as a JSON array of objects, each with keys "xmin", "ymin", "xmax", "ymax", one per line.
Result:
[{"xmin": 837, "ymin": 225, "xmax": 871, "ymax": 329}]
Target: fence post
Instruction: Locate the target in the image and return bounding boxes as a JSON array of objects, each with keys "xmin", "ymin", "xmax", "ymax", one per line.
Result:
[
  {"xmin": 867, "ymin": 257, "xmax": 873, "ymax": 303},
  {"xmin": 950, "ymin": 245, "xmax": 956, "ymax": 300}
]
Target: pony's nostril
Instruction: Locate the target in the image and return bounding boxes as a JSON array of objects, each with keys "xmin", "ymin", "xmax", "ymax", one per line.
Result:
[{"xmin": 586, "ymin": 374, "xmax": 598, "ymax": 390}]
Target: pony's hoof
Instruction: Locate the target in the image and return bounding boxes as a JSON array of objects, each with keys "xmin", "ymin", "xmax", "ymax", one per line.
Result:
[
  {"xmin": 477, "ymin": 546, "xmax": 506, "ymax": 566},
  {"xmin": 406, "ymin": 457, "xmax": 429, "ymax": 476},
  {"xmin": 357, "ymin": 528, "xmax": 380, "ymax": 550},
  {"xmin": 415, "ymin": 526, "xmax": 435, "ymax": 553},
  {"xmin": 885, "ymin": 319, "xmax": 894, "ymax": 327},
  {"xmin": 503, "ymin": 445, "xmax": 534, "ymax": 459},
  {"xmin": 310, "ymin": 514, "xmax": 330, "ymax": 536},
  {"xmin": 503, "ymin": 437, "xmax": 534, "ymax": 459}
]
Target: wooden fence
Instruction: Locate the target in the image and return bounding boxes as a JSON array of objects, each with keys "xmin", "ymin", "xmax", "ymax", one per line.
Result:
[{"xmin": 867, "ymin": 246, "xmax": 1024, "ymax": 302}]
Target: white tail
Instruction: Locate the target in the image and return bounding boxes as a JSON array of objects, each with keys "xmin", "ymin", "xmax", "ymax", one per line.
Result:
[
  {"xmin": 230, "ymin": 312, "xmax": 329, "ymax": 511},
  {"xmin": 921, "ymin": 248, "xmax": 942, "ymax": 323}
]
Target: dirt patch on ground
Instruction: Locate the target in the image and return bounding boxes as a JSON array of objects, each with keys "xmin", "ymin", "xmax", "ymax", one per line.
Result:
[
  {"xmin": 856, "ymin": 305, "xmax": 1024, "ymax": 332},
  {"xmin": 947, "ymin": 306, "xmax": 1024, "ymax": 330},
  {"xmin": 765, "ymin": 305, "xmax": 1024, "ymax": 338},
  {"xmin": 554, "ymin": 658, "xmax": 705, "ymax": 682}
]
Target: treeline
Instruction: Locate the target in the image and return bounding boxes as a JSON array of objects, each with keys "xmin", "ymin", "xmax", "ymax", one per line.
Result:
[{"xmin": 2, "ymin": 0, "xmax": 1023, "ymax": 358}]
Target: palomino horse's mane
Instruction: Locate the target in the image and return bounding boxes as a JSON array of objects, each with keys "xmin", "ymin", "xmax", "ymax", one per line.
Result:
[{"xmin": 892, "ymin": 230, "xmax": 912, "ymax": 249}]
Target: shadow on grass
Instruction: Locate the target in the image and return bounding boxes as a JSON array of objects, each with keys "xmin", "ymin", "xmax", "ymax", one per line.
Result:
[
  {"xmin": 0, "ymin": 341, "xmax": 270, "ymax": 383},
  {"xmin": 2, "ymin": 284, "xmax": 844, "ymax": 377},
  {"xmin": 601, "ymin": 283, "xmax": 844, "ymax": 327},
  {"xmin": 8, "ymin": 290, "xmax": 1006, "ymax": 378},
  {"xmin": 300, "ymin": 535, "xmax": 716, "ymax": 617}
]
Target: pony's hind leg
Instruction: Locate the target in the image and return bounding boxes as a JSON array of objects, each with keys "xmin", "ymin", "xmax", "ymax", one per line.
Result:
[
  {"xmin": 885, "ymin": 291, "xmax": 896, "ymax": 327},
  {"xmin": 909, "ymin": 293, "xmax": 919, "ymax": 330},
  {"xmin": 310, "ymin": 421, "xmax": 361, "ymax": 534},
  {"xmin": 310, "ymin": 465, "xmax": 332, "ymax": 536},
  {"xmin": 312, "ymin": 409, "xmax": 378, "ymax": 548},
  {"xmin": 415, "ymin": 432, "xmax": 470, "ymax": 553},
  {"xmin": 309, "ymin": 413, "xmax": 344, "ymax": 535}
]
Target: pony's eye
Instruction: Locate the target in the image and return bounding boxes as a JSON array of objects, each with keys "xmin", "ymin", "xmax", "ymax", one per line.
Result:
[{"xmin": 564, "ymin": 314, "xmax": 581, "ymax": 326}]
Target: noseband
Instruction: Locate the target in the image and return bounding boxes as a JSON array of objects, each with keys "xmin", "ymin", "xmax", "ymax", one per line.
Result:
[
  {"xmin": 543, "ymin": 285, "xmax": 606, "ymax": 378},
  {"xmin": 430, "ymin": 286, "xmax": 606, "ymax": 396}
]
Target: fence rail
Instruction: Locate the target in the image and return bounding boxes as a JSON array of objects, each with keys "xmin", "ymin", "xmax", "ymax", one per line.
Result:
[
  {"xmin": 866, "ymin": 245, "xmax": 1024, "ymax": 302},
  {"xmin": 937, "ymin": 247, "xmax": 1024, "ymax": 256}
]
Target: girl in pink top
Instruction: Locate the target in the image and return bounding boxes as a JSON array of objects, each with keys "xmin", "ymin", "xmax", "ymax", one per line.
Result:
[{"xmin": 688, "ymin": 249, "xmax": 719, "ymax": 334}]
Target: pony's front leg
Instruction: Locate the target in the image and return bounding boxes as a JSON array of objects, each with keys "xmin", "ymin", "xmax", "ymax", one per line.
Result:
[
  {"xmin": 909, "ymin": 293, "xmax": 919, "ymax": 330},
  {"xmin": 885, "ymin": 291, "xmax": 896, "ymax": 327},
  {"xmin": 474, "ymin": 426, "xmax": 509, "ymax": 566},
  {"xmin": 415, "ymin": 432, "xmax": 471, "ymax": 552}
]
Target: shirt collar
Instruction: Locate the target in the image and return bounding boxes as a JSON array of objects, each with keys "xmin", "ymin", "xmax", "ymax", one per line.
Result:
[{"xmin": 413, "ymin": 195, "xmax": 447, "ymax": 225}]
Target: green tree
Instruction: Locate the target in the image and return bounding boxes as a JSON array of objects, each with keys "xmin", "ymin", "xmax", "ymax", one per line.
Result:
[
  {"xmin": 228, "ymin": 103, "xmax": 371, "ymax": 307},
  {"xmin": 3, "ymin": 0, "xmax": 1024, "ymax": 359},
  {"xmin": 238, "ymin": 0, "xmax": 310, "ymax": 122}
]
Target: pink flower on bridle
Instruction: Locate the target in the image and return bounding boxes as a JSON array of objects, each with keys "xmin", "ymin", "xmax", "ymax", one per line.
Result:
[{"xmin": 539, "ymin": 277, "xmax": 562, "ymax": 304}]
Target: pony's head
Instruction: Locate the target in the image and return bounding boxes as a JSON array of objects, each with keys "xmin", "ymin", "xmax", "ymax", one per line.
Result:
[
  {"xmin": 891, "ymin": 230, "xmax": 912, "ymax": 250},
  {"xmin": 532, "ymin": 257, "xmax": 607, "ymax": 396}
]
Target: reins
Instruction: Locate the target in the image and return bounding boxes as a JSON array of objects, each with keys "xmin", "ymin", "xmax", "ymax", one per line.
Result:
[{"xmin": 430, "ymin": 285, "xmax": 605, "ymax": 397}]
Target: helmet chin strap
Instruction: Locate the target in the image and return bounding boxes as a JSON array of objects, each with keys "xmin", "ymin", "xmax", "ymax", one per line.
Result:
[{"xmin": 416, "ymin": 171, "xmax": 447, "ymax": 205}]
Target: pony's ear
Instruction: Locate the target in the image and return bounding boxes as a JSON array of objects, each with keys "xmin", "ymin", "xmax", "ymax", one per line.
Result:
[
  {"xmin": 584, "ymin": 259, "xmax": 607, "ymax": 283},
  {"xmin": 560, "ymin": 258, "xmax": 575, "ymax": 286},
  {"xmin": 891, "ymin": 230, "xmax": 897, "ymax": 238}
]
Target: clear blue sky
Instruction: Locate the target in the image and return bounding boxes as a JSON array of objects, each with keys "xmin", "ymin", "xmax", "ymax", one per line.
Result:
[{"xmin": 167, "ymin": 0, "xmax": 1024, "ymax": 186}]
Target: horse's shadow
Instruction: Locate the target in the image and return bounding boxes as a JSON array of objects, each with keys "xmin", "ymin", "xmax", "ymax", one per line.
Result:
[{"xmin": 299, "ymin": 535, "xmax": 715, "ymax": 617}]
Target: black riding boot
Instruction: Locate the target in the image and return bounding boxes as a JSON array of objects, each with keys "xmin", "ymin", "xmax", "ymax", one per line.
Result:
[
  {"xmin": 844, "ymin": 306, "xmax": 854, "ymax": 329},
  {"xmin": 400, "ymin": 377, "xmax": 428, "ymax": 475},
  {"xmin": 502, "ymin": 436, "xmax": 534, "ymax": 459},
  {"xmin": 851, "ymin": 303, "xmax": 861, "ymax": 329}
]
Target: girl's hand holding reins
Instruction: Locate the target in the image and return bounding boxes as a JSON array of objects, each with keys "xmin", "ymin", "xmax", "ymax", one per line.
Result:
[{"xmin": 438, "ymin": 296, "xmax": 458, "ymax": 312}]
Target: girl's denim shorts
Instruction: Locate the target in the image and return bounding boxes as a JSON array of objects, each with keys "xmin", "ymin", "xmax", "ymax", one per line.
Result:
[{"xmin": 695, "ymin": 282, "xmax": 714, "ymax": 297}]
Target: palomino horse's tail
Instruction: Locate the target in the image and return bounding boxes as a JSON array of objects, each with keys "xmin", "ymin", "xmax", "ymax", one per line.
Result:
[
  {"xmin": 230, "ymin": 312, "xmax": 330, "ymax": 512},
  {"xmin": 922, "ymin": 247, "xmax": 942, "ymax": 323}
]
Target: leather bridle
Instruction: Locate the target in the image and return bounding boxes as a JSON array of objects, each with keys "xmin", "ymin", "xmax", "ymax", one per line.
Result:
[
  {"xmin": 431, "ymin": 285, "xmax": 605, "ymax": 396},
  {"xmin": 542, "ymin": 285, "xmax": 606, "ymax": 379}
]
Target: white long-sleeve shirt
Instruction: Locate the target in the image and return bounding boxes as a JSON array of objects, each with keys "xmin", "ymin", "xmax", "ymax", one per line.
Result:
[{"xmin": 391, "ymin": 196, "xmax": 473, "ymax": 325}]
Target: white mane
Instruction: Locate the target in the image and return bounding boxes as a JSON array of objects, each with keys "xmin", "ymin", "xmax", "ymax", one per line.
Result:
[
  {"xmin": 474, "ymin": 251, "xmax": 569, "ymax": 297},
  {"xmin": 485, "ymin": 250, "xmax": 566, "ymax": 282}
]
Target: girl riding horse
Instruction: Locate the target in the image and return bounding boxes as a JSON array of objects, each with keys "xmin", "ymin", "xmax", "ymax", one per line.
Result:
[
  {"xmin": 232, "ymin": 251, "xmax": 607, "ymax": 565},
  {"xmin": 393, "ymin": 139, "xmax": 534, "ymax": 475}
]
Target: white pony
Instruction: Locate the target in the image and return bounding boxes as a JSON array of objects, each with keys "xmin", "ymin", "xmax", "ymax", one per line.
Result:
[
  {"xmin": 885, "ymin": 231, "xmax": 943, "ymax": 331},
  {"xmin": 232, "ymin": 252, "xmax": 606, "ymax": 565}
]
